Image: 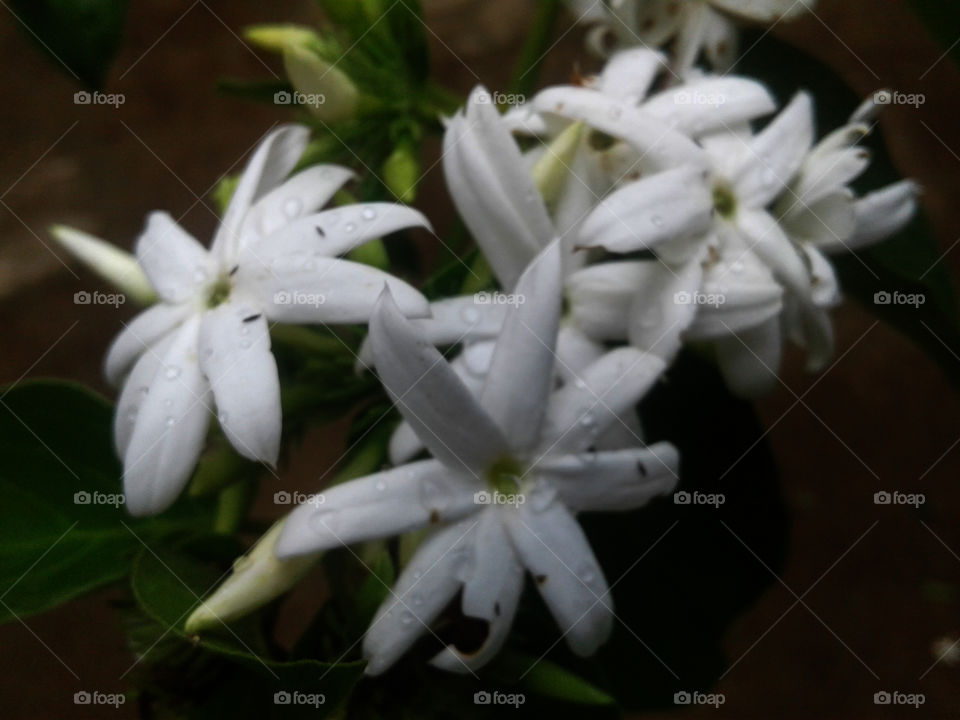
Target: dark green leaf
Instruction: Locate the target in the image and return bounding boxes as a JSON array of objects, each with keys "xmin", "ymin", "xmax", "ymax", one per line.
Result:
[
  {"xmin": 10, "ymin": 0, "xmax": 128, "ymax": 89},
  {"xmin": 0, "ymin": 381, "xmax": 209, "ymax": 624},
  {"xmin": 907, "ymin": 0, "xmax": 960, "ymax": 69}
]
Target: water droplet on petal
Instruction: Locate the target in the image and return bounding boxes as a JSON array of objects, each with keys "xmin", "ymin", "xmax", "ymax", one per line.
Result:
[
  {"xmin": 284, "ymin": 198, "xmax": 303, "ymax": 218},
  {"xmin": 308, "ymin": 509, "xmax": 341, "ymax": 536},
  {"xmin": 375, "ymin": 479, "xmax": 387, "ymax": 492},
  {"xmin": 399, "ymin": 611, "xmax": 415, "ymax": 626},
  {"xmin": 163, "ymin": 398, "xmax": 173, "ymax": 408},
  {"xmin": 126, "ymin": 410, "xmax": 137, "ymax": 422},
  {"xmin": 361, "ymin": 207, "xmax": 377, "ymax": 221},
  {"xmin": 193, "ymin": 268, "xmax": 208, "ymax": 283},
  {"xmin": 573, "ymin": 378, "xmax": 587, "ymax": 390},
  {"xmin": 344, "ymin": 222, "xmax": 356, "ymax": 233},
  {"xmin": 239, "ymin": 339, "xmax": 251, "ymax": 349},
  {"xmin": 731, "ymin": 261, "xmax": 745, "ymax": 274},
  {"xmin": 164, "ymin": 366, "xmax": 181, "ymax": 380},
  {"xmin": 165, "ymin": 416, "xmax": 176, "ymax": 427},
  {"xmin": 650, "ymin": 214, "xmax": 664, "ymax": 228},
  {"xmin": 218, "ymin": 412, "xmax": 229, "ymax": 424},
  {"xmin": 459, "ymin": 306, "xmax": 480, "ymax": 325},
  {"xmin": 410, "ymin": 592, "xmax": 423, "ymax": 607}
]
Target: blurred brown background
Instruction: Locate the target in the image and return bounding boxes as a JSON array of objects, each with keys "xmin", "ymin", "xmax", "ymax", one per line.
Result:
[{"xmin": 1, "ymin": 0, "xmax": 960, "ymax": 717}]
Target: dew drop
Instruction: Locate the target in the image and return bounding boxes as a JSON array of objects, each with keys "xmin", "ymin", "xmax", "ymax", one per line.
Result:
[
  {"xmin": 410, "ymin": 592, "xmax": 424, "ymax": 607},
  {"xmin": 138, "ymin": 385, "xmax": 149, "ymax": 396},
  {"xmin": 579, "ymin": 413, "xmax": 597, "ymax": 429},
  {"xmin": 650, "ymin": 214, "xmax": 664, "ymax": 228},
  {"xmin": 239, "ymin": 339, "xmax": 251, "ymax": 349},
  {"xmin": 164, "ymin": 366, "xmax": 181, "ymax": 380},
  {"xmin": 581, "ymin": 566, "xmax": 597, "ymax": 584},
  {"xmin": 218, "ymin": 412, "xmax": 229, "ymax": 424},
  {"xmin": 193, "ymin": 268, "xmax": 208, "ymax": 283},
  {"xmin": 163, "ymin": 398, "xmax": 173, "ymax": 408},
  {"xmin": 126, "ymin": 410, "xmax": 137, "ymax": 422},
  {"xmin": 573, "ymin": 378, "xmax": 587, "ymax": 390},
  {"xmin": 165, "ymin": 416, "xmax": 176, "ymax": 427},
  {"xmin": 240, "ymin": 325, "xmax": 250, "ymax": 336},
  {"xmin": 375, "ymin": 479, "xmax": 387, "ymax": 492},
  {"xmin": 459, "ymin": 306, "xmax": 481, "ymax": 325},
  {"xmin": 284, "ymin": 198, "xmax": 303, "ymax": 218},
  {"xmin": 730, "ymin": 261, "xmax": 745, "ymax": 274},
  {"xmin": 399, "ymin": 611, "xmax": 415, "ymax": 626},
  {"xmin": 344, "ymin": 222, "xmax": 357, "ymax": 233},
  {"xmin": 361, "ymin": 207, "xmax": 377, "ymax": 221}
]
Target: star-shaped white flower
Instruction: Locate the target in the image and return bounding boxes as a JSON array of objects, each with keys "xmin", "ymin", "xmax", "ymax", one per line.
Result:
[
  {"xmin": 277, "ymin": 241, "xmax": 679, "ymax": 674},
  {"xmin": 108, "ymin": 124, "xmax": 430, "ymax": 515},
  {"xmin": 568, "ymin": 0, "xmax": 815, "ymax": 75}
]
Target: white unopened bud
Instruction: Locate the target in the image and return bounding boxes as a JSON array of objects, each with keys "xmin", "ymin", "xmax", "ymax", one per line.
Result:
[
  {"xmin": 50, "ymin": 225, "xmax": 156, "ymax": 305},
  {"xmin": 185, "ymin": 520, "xmax": 320, "ymax": 633},
  {"xmin": 282, "ymin": 44, "xmax": 358, "ymax": 123},
  {"xmin": 531, "ymin": 121, "xmax": 584, "ymax": 206}
]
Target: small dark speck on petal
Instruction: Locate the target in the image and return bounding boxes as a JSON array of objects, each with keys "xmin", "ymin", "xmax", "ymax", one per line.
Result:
[
  {"xmin": 535, "ymin": 574, "xmax": 547, "ymax": 585},
  {"xmin": 494, "ymin": 602, "xmax": 501, "ymax": 616},
  {"xmin": 316, "ymin": 226, "xmax": 326, "ymax": 237},
  {"xmin": 229, "ymin": 265, "xmax": 239, "ymax": 276},
  {"xmin": 242, "ymin": 313, "xmax": 261, "ymax": 323},
  {"xmin": 430, "ymin": 509, "xmax": 440, "ymax": 523},
  {"xmin": 637, "ymin": 462, "xmax": 647, "ymax": 477}
]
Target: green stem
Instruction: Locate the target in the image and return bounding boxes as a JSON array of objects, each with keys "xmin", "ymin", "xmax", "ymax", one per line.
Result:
[
  {"xmin": 508, "ymin": 0, "xmax": 561, "ymax": 99},
  {"xmin": 213, "ymin": 477, "xmax": 257, "ymax": 535}
]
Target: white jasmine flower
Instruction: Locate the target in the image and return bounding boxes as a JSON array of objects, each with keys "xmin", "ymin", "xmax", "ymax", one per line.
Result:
[
  {"xmin": 277, "ymin": 241, "xmax": 679, "ymax": 674},
  {"xmin": 108, "ymin": 124, "xmax": 430, "ymax": 515},
  {"xmin": 573, "ymin": 91, "xmax": 919, "ymax": 395},
  {"xmin": 571, "ymin": 0, "xmax": 815, "ymax": 75}
]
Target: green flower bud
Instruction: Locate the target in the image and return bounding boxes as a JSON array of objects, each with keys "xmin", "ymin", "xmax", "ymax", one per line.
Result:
[
  {"xmin": 382, "ymin": 140, "xmax": 420, "ymax": 203},
  {"xmin": 50, "ymin": 225, "xmax": 156, "ymax": 305}
]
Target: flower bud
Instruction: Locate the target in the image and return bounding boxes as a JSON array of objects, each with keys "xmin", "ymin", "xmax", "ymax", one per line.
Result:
[
  {"xmin": 185, "ymin": 520, "xmax": 319, "ymax": 633},
  {"xmin": 531, "ymin": 121, "xmax": 584, "ymax": 206},
  {"xmin": 50, "ymin": 225, "xmax": 156, "ymax": 305},
  {"xmin": 282, "ymin": 44, "xmax": 358, "ymax": 123},
  {"xmin": 382, "ymin": 140, "xmax": 420, "ymax": 203}
]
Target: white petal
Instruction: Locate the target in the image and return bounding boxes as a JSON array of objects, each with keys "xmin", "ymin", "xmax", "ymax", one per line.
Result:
[
  {"xmin": 802, "ymin": 244, "xmax": 841, "ymax": 308},
  {"xmin": 275, "ymin": 460, "xmax": 475, "ymax": 557},
  {"xmin": 737, "ymin": 210, "xmax": 809, "ymax": 297},
  {"xmin": 480, "ymin": 241, "xmax": 563, "ymax": 452},
  {"xmin": 542, "ymin": 347, "xmax": 665, "ymax": 453},
  {"xmin": 538, "ymin": 444, "xmax": 679, "ymax": 512},
  {"xmin": 530, "ymin": 86, "xmax": 707, "ymax": 171},
  {"xmin": 212, "ymin": 125, "xmax": 310, "ymax": 264},
  {"xmin": 362, "ymin": 518, "xmax": 477, "ymax": 675},
  {"xmin": 733, "ymin": 92, "xmax": 814, "ymax": 208},
  {"xmin": 114, "ymin": 331, "xmax": 177, "ymax": 457},
  {"xmin": 845, "ymin": 180, "xmax": 921, "ymax": 250},
  {"xmin": 643, "ymin": 77, "xmax": 776, "ymax": 135},
  {"xmin": 388, "ymin": 342, "xmax": 497, "ymax": 465},
  {"xmin": 370, "ymin": 290, "xmax": 509, "ymax": 474},
  {"xmin": 791, "ymin": 144, "xmax": 870, "ymax": 207},
  {"xmin": 249, "ymin": 256, "xmax": 429, "ymax": 324},
  {"xmin": 240, "ymin": 165, "xmax": 354, "ymax": 239},
  {"xmin": 51, "ymin": 225, "xmax": 156, "ymax": 305},
  {"xmin": 135, "ymin": 212, "xmax": 213, "ymax": 303},
  {"xmin": 714, "ymin": 317, "xmax": 782, "ymax": 397},
  {"xmin": 701, "ymin": 9, "xmax": 739, "ymax": 71},
  {"xmin": 105, "ymin": 303, "xmax": 192, "ymax": 386},
  {"xmin": 686, "ymin": 252, "xmax": 783, "ymax": 339},
  {"xmin": 443, "ymin": 86, "xmax": 554, "ymax": 289},
  {"xmin": 505, "ymin": 497, "xmax": 612, "ymax": 657},
  {"xmin": 780, "ymin": 189, "xmax": 857, "ymax": 248},
  {"xmin": 123, "ymin": 316, "xmax": 211, "ymax": 516},
  {"xmin": 430, "ymin": 510, "xmax": 524, "ymax": 673},
  {"xmin": 578, "ymin": 166, "xmax": 713, "ymax": 254},
  {"xmin": 594, "ymin": 409, "xmax": 646, "ymax": 451},
  {"xmin": 597, "ymin": 48, "xmax": 666, "ymax": 100},
  {"xmin": 242, "ymin": 203, "xmax": 430, "ymax": 264},
  {"xmin": 409, "ymin": 296, "xmax": 509, "ymax": 347},
  {"xmin": 566, "ymin": 262, "xmax": 645, "ymax": 341},
  {"xmin": 555, "ymin": 324, "xmax": 606, "ymax": 383},
  {"xmin": 626, "ymin": 257, "xmax": 705, "ymax": 361},
  {"xmin": 199, "ymin": 300, "xmax": 281, "ymax": 464}
]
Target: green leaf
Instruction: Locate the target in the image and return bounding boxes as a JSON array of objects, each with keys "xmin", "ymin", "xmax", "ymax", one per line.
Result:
[
  {"xmin": 736, "ymin": 33, "xmax": 960, "ymax": 390},
  {"xmin": 0, "ymin": 381, "xmax": 208, "ymax": 624},
  {"xmin": 131, "ymin": 541, "xmax": 364, "ymax": 715},
  {"xmin": 10, "ymin": 0, "xmax": 128, "ymax": 89}
]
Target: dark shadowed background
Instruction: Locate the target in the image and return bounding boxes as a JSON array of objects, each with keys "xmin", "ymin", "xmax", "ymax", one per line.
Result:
[{"xmin": 1, "ymin": 1, "xmax": 959, "ymax": 717}]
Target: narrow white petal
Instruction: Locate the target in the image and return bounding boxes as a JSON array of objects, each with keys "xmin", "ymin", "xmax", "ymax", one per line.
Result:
[
  {"xmin": 480, "ymin": 241, "xmax": 563, "ymax": 452},
  {"xmin": 542, "ymin": 347, "xmax": 665, "ymax": 454},
  {"xmin": 430, "ymin": 510, "xmax": 524, "ymax": 673},
  {"xmin": 733, "ymin": 92, "xmax": 814, "ymax": 208},
  {"xmin": 199, "ymin": 300, "xmax": 281, "ymax": 464},
  {"xmin": 123, "ymin": 316, "xmax": 210, "ymax": 516},
  {"xmin": 135, "ymin": 212, "xmax": 213, "ymax": 304},
  {"xmin": 686, "ymin": 253, "xmax": 783, "ymax": 339},
  {"xmin": 443, "ymin": 86, "xmax": 554, "ymax": 289},
  {"xmin": 566, "ymin": 262, "xmax": 646, "ymax": 341},
  {"xmin": 105, "ymin": 303, "xmax": 192, "ymax": 386},
  {"xmin": 276, "ymin": 460, "xmax": 474, "ymax": 557},
  {"xmin": 643, "ymin": 77, "xmax": 776, "ymax": 135},
  {"xmin": 212, "ymin": 125, "xmax": 310, "ymax": 264},
  {"xmin": 51, "ymin": 225, "xmax": 156, "ymax": 304},
  {"xmin": 737, "ymin": 209, "xmax": 810, "ymax": 297},
  {"xmin": 538, "ymin": 444, "xmax": 679, "ymax": 512},
  {"xmin": 626, "ymin": 257, "xmax": 705, "ymax": 361},
  {"xmin": 844, "ymin": 180, "xmax": 921, "ymax": 250},
  {"xmin": 597, "ymin": 48, "xmax": 666, "ymax": 100},
  {"xmin": 370, "ymin": 290, "xmax": 509, "ymax": 474},
  {"xmin": 362, "ymin": 518, "xmax": 478, "ymax": 675},
  {"xmin": 701, "ymin": 9, "xmax": 739, "ymax": 71},
  {"xmin": 711, "ymin": 0, "xmax": 815, "ymax": 22},
  {"xmin": 578, "ymin": 166, "xmax": 713, "ymax": 253},
  {"xmin": 555, "ymin": 324, "xmax": 606, "ymax": 384},
  {"xmin": 505, "ymin": 497, "xmax": 612, "ymax": 657},
  {"xmin": 241, "ymin": 165, "xmax": 354, "ymax": 239},
  {"xmin": 780, "ymin": 190, "xmax": 857, "ymax": 248},
  {"xmin": 669, "ymin": 2, "xmax": 710, "ymax": 76},
  {"xmin": 250, "ymin": 256, "xmax": 429, "ymax": 324},
  {"xmin": 242, "ymin": 203, "xmax": 430, "ymax": 264},
  {"xmin": 114, "ymin": 331, "xmax": 177, "ymax": 457}
]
